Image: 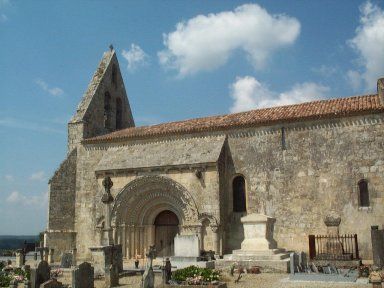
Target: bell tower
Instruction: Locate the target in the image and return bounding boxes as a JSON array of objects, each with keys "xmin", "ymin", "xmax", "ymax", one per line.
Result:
[{"xmin": 68, "ymin": 47, "xmax": 135, "ymax": 152}]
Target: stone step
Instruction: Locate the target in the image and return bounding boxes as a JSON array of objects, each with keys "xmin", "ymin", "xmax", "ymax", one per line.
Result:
[
  {"xmin": 224, "ymin": 252, "xmax": 290, "ymax": 261},
  {"xmin": 232, "ymin": 248, "xmax": 286, "ymax": 256},
  {"xmin": 215, "ymin": 258, "xmax": 290, "ymax": 273}
]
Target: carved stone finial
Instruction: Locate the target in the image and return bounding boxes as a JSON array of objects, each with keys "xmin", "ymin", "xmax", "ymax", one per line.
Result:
[
  {"xmin": 102, "ymin": 176, "xmax": 114, "ymax": 204},
  {"xmin": 195, "ymin": 169, "xmax": 202, "ymax": 179},
  {"xmin": 109, "ymin": 44, "xmax": 114, "ymax": 51},
  {"xmin": 324, "ymin": 211, "xmax": 341, "ymax": 227}
]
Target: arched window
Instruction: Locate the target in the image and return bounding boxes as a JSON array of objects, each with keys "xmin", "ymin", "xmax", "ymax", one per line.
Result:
[
  {"xmin": 104, "ymin": 92, "xmax": 111, "ymax": 129},
  {"xmin": 358, "ymin": 179, "xmax": 370, "ymax": 207},
  {"xmin": 116, "ymin": 97, "xmax": 123, "ymax": 129},
  {"xmin": 233, "ymin": 176, "xmax": 246, "ymax": 212}
]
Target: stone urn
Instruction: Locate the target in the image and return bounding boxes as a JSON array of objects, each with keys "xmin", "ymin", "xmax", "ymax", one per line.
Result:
[{"xmin": 323, "ymin": 212, "xmax": 343, "ymax": 256}]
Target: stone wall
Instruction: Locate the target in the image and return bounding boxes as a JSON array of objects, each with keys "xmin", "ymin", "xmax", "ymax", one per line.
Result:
[
  {"xmin": 225, "ymin": 113, "xmax": 384, "ymax": 259},
  {"xmin": 70, "ymin": 113, "xmax": 384, "ymax": 260},
  {"xmin": 48, "ymin": 148, "xmax": 77, "ymax": 230}
]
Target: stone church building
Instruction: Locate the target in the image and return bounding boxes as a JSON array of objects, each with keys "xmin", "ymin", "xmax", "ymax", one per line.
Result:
[{"xmin": 46, "ymin": 48, "xmax": 384, "ymax": 262}]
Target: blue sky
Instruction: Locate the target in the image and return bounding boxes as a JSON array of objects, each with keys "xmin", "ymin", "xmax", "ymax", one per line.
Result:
[{"xmin": 1, "ymin": 0, "xmax": 383, "ymax": 235}]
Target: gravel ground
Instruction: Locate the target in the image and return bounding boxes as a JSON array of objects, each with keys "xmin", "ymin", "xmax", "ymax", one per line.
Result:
[
  {"xmin": 54, "ymin": 271, "xmax": 370, "ymax": 288},
  {"xmin": 14, "ymin": 259, "xmax": 371, "ymax": 288}
]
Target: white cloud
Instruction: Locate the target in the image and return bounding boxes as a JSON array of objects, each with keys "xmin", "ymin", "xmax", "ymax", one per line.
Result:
[
  {"xmin": 29, "ymin": 171, "xmax": 46, "ymax": 181},
  {"xmin": 6, "ymin": 191, "xmax": 21, "ymax": 203},
  {"xmin": 312, "ymin": 65, "xmax": 338, "ymax": 78},
  {"xmin": 158, "ymin": 4, "xmax": 300, "ymax": 76},
  {"xmin": 121, "ymin": 44, "xmax": 148, "ymax": 71},
  {"xmin": 35, "ymin": 79, "xmax": 64, "ymax": 96},
  {"xmin": 4, "ymin": 174, "xmax": 14, "ymax": 181},
  {"xmin": 348, "ymin": 1, "xmax": 384, "ymax": 91},
  {"xmin": 6, "ymin": 190, "xmax": 48, "ymax": 207},
  {"xmin": 346, "ymin": 70, "xmax": 363, "ymax": 91},
  {"xmin": 230, "ymin": 76, "xmax": 329, "ymax": 113}
]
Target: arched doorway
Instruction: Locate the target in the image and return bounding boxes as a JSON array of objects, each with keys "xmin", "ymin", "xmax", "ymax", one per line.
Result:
[{"xmin": 154, "ymin": 210, "xmax": 179, "ymax": 257}]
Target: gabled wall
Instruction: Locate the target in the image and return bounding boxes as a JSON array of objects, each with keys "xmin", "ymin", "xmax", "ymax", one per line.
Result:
[{"xmin": 68, "ymin": 49, "xmax": 135, "ymax": 152}]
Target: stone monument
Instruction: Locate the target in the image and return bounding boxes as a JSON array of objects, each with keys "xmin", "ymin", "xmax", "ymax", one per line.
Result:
[
  {"xmin": 90, "ymin": 176, "xmax": 123, "ymax": 277},
  {"xmin": 218, "ymin": 213, "xmax": 290, "ymax": 272},
  {"xmin": 323, "ymin": 212, "xmax": 343, "ymax": 256},
  {"xmin": 142, "ymin": 245, "xmax": 156, "ymax": 288}
]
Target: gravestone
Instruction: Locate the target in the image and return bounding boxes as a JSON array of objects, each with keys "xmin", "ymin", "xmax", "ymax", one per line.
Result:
[
  {"xmin": 40, "ymin": 278, "xmax": 63, "ymax": 288},
  {"xmin": 311, "ymin": 263, "xmax": 319, "ymax": 273},
  {"xmin": 15, "ymin": 250, "xmax": 25, "ymax": 267},
  {"xmin": 323, "ymin": 266, "xmax": 331, "ymax": 274},
  {"xmin": 289, "ymin": 252, "xmax": 300, "ymax": 274},
  {"xmin": 371, "ymin": 226, "xmax": 384, "ymax": 268},
  {"xmin": 105, "ymin": 263, "xmax": 119, "ymax": 288},
  {"xmin": 60, "ymin": 253, "xmax": 73, "ymax": 268},
  {"xmin": 299, "ymin": 252, "xmax": 307, "ymax": 268},
  {"xmin": 31, "ymin": 260, "xmax": 50, "ymax": 288},
  {"xmin": 72, "ymin": 262, "xmax": 94, "ymax": 288}
]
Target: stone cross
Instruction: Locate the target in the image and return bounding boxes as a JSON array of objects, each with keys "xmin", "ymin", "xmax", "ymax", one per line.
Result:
[
  {"xmin": 102, "ymin": 176, "xmax": 114, "ymax": 246},
  {"xmin": 142, "ymin": 246, "xmax": 156, "ymax": 288}
]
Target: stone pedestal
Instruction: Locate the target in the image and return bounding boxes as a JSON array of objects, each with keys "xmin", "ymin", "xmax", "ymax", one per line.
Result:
[
  {"xmin": 323, "ymin": 213, "xmax": 343, "ymax": 256},
  {"xmin": 238, "ymin": 214, "xmax": 277, "ymax": 252},
  {"xmin": 89, "ymin": 244, "xmax": 123, "ymax": 277},
  {"xmin": 218, "ymin": 213, "xmax": 290, "ymax": 272},
  {"xmin": 174, "ymin": 234, "xmax": 200, "ymax": 258},
  {"xmin": 48, "ymin": 249, "xmax": 54, "ymax": 264}
]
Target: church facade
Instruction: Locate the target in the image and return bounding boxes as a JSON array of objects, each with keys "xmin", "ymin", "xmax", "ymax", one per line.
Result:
[{"xmin": 45, "ymin": 48, "xmax": 384, "ymax": 262}]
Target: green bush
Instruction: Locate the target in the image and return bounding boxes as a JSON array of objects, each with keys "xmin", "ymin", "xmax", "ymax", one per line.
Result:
[
  {"xmin": 0, "ymin": 273, "xmax": 12, "ymax": 287},
  {"xmin": 172, "ymin": 265, "xmax": 220, "ymax": 283}
]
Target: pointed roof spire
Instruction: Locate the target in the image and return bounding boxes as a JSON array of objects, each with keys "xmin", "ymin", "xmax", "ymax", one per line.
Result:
[{"xmin": 109, "ymin": 44, "xmax": 114, "ymax": 51}]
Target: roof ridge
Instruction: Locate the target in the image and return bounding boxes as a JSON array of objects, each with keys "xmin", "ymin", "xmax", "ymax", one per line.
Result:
[
  {"xmin": 83, "ymin": 93, "xmax": 382, "ymax": 144},
  {"xmin": 69, "ymin": 50, "xmax": 115, "ymax": 123}
]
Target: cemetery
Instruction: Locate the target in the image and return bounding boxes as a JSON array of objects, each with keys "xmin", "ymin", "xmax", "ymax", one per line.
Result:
[
  {"xmin": 2, "ymin": 210, "xmax": 384, "ymax": 287},
  {"xmin": 2, "ymin": 4, "xmax": 384, "ymax": 286}
]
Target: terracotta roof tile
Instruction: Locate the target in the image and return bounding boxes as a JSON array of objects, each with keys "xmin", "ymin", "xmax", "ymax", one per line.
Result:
[{"xmin": 83, "ymin": 94, "xmax": 384, "ymax": 144}]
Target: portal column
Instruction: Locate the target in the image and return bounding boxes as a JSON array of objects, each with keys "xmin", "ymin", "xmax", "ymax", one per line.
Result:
[
  {"xmin": 211, "ymin": 225, "xmax": 220, "ymax": 257},
  {"xmin": 121, "ymin": 223, "xmax": 126, "ymax": 258}
]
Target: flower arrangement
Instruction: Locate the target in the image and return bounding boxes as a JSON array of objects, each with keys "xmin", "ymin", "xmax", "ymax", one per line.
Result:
[
  {"xmin": 51, "ymin": 268, "xmax": 63, "ymax": 278},
  {"xmin": 0, "ymin": 267, "xmax": 29, "ymax": 286},
  {"xmin": 172, "ymin": 265, "xmax": 221, "ymax": 285}
]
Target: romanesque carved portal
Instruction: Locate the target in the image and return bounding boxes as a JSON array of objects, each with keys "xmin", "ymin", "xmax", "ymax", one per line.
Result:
[{"xmin": 110, "ymin": 176, "xmax": 201, "ymax": 258}]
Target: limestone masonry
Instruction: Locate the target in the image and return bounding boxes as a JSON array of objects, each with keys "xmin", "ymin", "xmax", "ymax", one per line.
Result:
[{"xmin": 45, "ymin": 48, "xmax": 384, "ymax": 262}]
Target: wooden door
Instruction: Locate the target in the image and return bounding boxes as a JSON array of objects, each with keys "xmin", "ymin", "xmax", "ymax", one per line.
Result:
[{"xmin": 154, "ymin": 210, "xmax": 179, "ymax": 257}]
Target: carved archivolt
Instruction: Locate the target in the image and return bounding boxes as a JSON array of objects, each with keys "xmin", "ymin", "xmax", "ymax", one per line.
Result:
[{"xmin": 111, "ymin": 176, "xmax": 199, "ymax": 226}]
